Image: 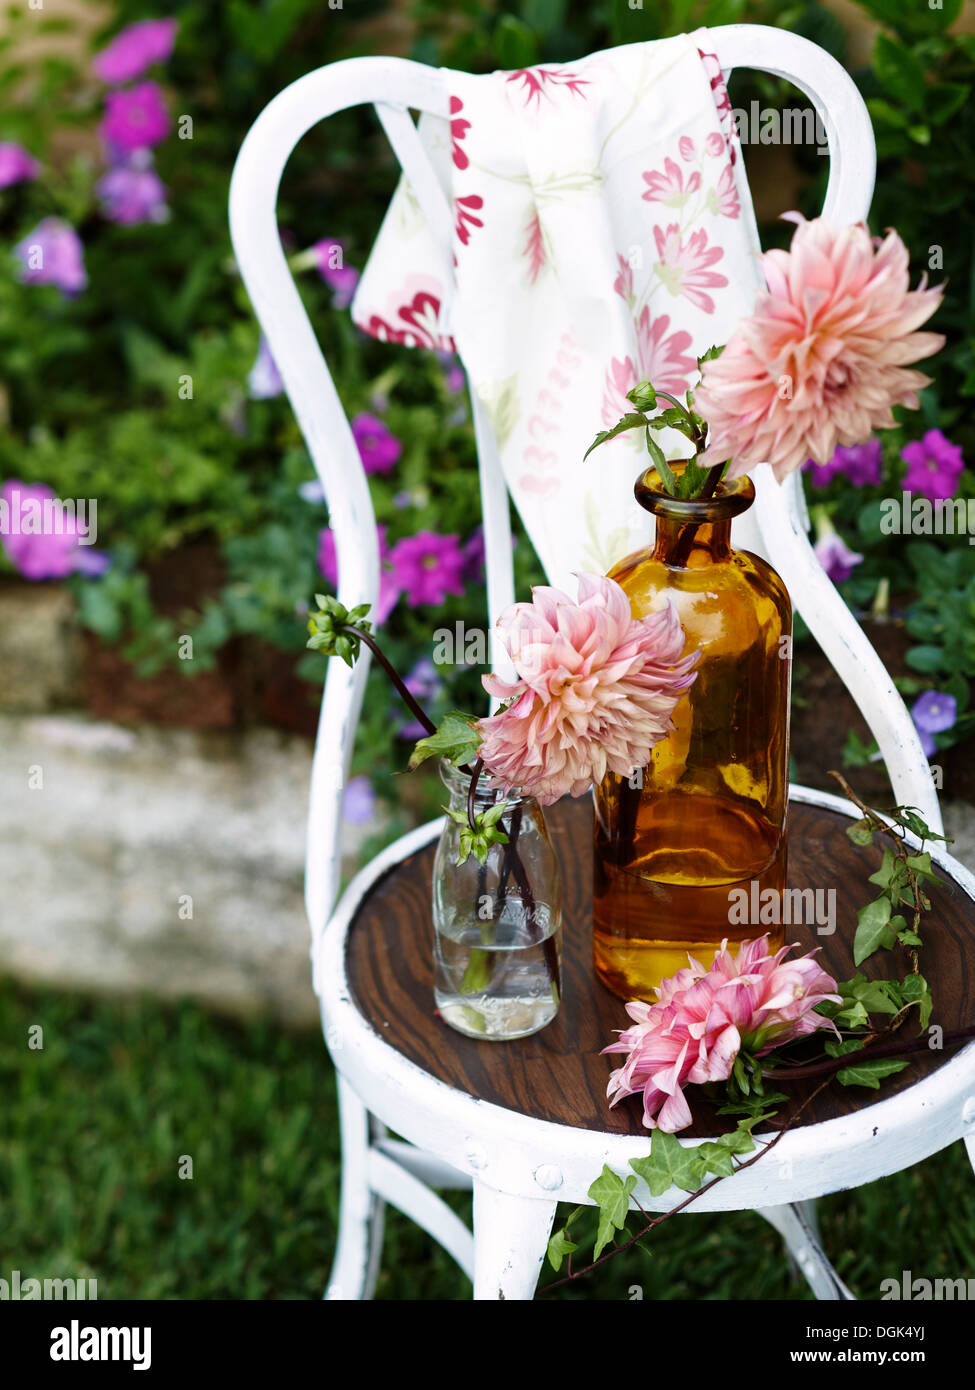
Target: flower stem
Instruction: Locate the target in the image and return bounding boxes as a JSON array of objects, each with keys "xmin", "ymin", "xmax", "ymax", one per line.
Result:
[{"xmin": 340, "ymin": 624, "xmax": 436, "ymax": 737}]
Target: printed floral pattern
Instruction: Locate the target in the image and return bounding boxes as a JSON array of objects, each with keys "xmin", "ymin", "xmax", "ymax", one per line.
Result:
[
  {"xmin": 653, "ymin": 223, "xmax": 728, "ymax": 314},
  {"xmin": 357, "ymin": 277, "xmax": 455, "ymax": 352},
  {"xmin": 642, "ymin": 157, "xmax": 701, "ymax": 208},
  {"xmin": 454, "ymin": 193, "xmax": 484, "ymax": 246},
  {"xmin": 522, "ymin": 209, "xmax": 546, "ymax": 284},
  {"xmin": 506, "ymin": 67, "xmax": 589, "ymax": 109},
  {"xmin": 449, "ymin": 95, "xmax": 470, "ymax": 171}
]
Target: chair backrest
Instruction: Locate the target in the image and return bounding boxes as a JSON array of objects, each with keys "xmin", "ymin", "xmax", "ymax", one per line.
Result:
[{"xmin": 229, "ymin": 24, "xmax": 942, "ymax": 951}]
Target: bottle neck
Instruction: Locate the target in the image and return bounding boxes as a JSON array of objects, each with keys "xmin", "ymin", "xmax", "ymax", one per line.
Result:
[{"xmin": 651, "ymin": 516, "xmax": 733, "ymax": 566}]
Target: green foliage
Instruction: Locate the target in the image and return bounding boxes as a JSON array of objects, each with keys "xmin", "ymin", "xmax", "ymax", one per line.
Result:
[{"xmin": 408, "ymin": 711, "xmax": 483, "ymax": 772}]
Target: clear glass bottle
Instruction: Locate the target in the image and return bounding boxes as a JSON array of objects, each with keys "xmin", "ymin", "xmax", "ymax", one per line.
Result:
[
  {"xmin": 593, "ymin": 463, "xmax": 792, "ymax": 1000},
  {"xmin": 433, "ymin": 759, "xmax": 562, "ymax": 1040}
]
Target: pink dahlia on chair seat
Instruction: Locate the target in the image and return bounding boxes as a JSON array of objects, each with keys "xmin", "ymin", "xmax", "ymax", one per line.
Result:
[
  {"xmin": 477, "ymin": 573, "xmax": 697, "ymax": 805},
  {"xmin": 694, "ymin": 215, "xmax": 945, "ymax": 483},
  {"xmin": 604, "ymin": 936, "xmax": 841, "ymax": 1132}
]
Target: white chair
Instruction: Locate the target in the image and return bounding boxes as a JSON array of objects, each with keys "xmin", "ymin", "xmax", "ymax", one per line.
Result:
[{"xmin": 229, "ymin": 24, "xmax": 975, "ymax": 1300}]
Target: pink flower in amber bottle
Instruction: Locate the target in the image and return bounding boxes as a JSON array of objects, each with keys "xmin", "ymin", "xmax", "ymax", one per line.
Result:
[
  {"xmin": 477, "ymin": 574, "xmax": 697, "ymax": 805},
  {"xmin": 603, "ymin": 936, "xmax": 840, "ymax": 1132},
  {"xmin": 900, "ymin": 429, "xmax": 964, "ymax": 502},
  {"xmin": 653, "ymin": 223, "xmax": 728, "ymax": 314},
  {"xmin": 100, "ymin": 81, "xmax": 170, "ymax": 153},
  {"xmin": 642, "ymin": 157, "xmax": 701, "ymax": 207},
  {"xmin": 92, "ymin": 19, "xmax": 178, "ymax": 83},
  {"xmin": 695, "ymin": 216, "xmax": 944, "ymax": 483}
]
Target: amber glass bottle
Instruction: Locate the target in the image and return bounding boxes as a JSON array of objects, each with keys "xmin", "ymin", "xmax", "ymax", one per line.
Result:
[{"xmin": 593, "ymin": 463, "xmax": 792, "ymax": 1001}]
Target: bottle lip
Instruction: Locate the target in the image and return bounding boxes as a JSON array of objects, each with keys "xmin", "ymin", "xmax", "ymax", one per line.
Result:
[
  {"xmin": 634, "ymin": 463, "xmax": 755, "ymax": 522},
  {"xmin": 438, "ymin": 757, "xmax": 531, "ymax": 805}
]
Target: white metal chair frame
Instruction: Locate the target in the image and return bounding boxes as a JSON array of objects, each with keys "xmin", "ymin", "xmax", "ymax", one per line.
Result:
[{"xmin": 230, "ymin": 25, "xmax": 975, "ymax": 1300}]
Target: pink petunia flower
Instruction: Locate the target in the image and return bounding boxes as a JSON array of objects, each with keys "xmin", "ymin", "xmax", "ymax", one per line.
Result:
[
  {"xmin": 351, "ymin": 412, "xmax": 402, "ymax": 475},
  {"xmin": 814, "ymin": 530, "xmax": 863, "ymax": 583},
  {"xmin": 803, "ymin": 438, "xmax": 883, "ymax": 489},
  {"xmin": 99, "ymin": 81, "xmax": 170, "ymax": 153},
  {"xmin": 477, "ymin": 573, "xmax": 698, "ymax": 805},
  {"xmin": 387, "ymin": 531, "xmax": 466, "ymax": 608},
  {"xmin": 695, "ymin": 216, "xmax": 945, "ymax": 483},
  {"xmin": 653, "ymin": 223, "xmax": 728, "ymax": 314},
  {"xmin": 318, "ymin": 523, "xmax": 401, "ymax": 625},
  {"xmin": 604, "ymin": 936, "xmax": 840, "ymax": 1132},
  {"xmin": 0, "ymin": 141, "xmax": 39, "ymax": 188},
  {"xmin": 92, "ymin": 18, "xmax": 178, "ymax": 84},
  {"xmin": 642, "ymin": 157, "xmax": 701, "ymax": 208},
  {"xmin": 900, "ymin": 428, "xmax": 964, "ymax": 502},
  {"xmin": 0, "ymin": 479, "xmax": 109, "ymax": 580},
  {"xmin": 15, "ymin": 218, "xmax": 86, "ymax": 296},
  {"xmin": 313, "ymin": 238, "xmax": 360, "ymax": 309},
  {"xmin": 96, "ymin": 153, "xmax": 168, "ymax": 224}
]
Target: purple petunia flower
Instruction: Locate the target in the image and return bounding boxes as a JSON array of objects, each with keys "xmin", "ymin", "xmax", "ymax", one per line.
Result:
[
  {"xmin": 0, "ymin": 479, "xmax": 109, "ymax": 580},
  {"xmin": 15, "ymin": 218, "xmax": 87, "ymax": 295},
  {"xmin": 247, "ymin": 336, "xmax": 283, "ymax": 399},
  {"xmin": 813, "ymin": 531, "xmax": 863, "ymax": 584},
  {"xmin": 99, "ymin": 81, "xmax": 170, "ymax": 154},
  {"xmin": 900, "ymin": 429, "xmax": 965, "ymax": 502},
  {"xmin": 96, "ymin": 153, "xmax": 168, "ymax": 224},
  {"xmin": 352, "ymin": 413, "xmax": 402, "ymax": 475},
  {"xmin": 317, "ymin": 524, "xmax": 401, "ymax": 625},
  {"xmin": 0, "ymin": 141, "xmax": 39, "ymax": 188},
  {"xmin": 342, "ymin": 774, "xmax": 376, "ymax": 825},
  {"xmin": 92, "ymin": 18, "xmax": 178, "ymax": 84},
  {"xmin": 912, "ymin": 689, "xmax": 957, "ymax": 739},
  {"xmin": 388, "ymin": 531, "xmax": 466, "ymax": 608},
  {"xmin": 803, "ymin": 438, "xmax": 883, "ymax": 489},
  {"xmin": 313, "ymin": 238, "xmax": 360, "ymax": 310}
]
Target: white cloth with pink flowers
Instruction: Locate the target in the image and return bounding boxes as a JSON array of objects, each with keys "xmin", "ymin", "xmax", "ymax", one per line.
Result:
[{"xmin": 352, "ymin": 32, "xmax": 766, "ymax": 590}]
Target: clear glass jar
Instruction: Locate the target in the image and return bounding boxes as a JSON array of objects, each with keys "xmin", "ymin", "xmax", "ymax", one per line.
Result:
[
  {"xmin": 593, "ymin": 463, "xmax": 792, "ymax": 1000},
  {"xmin": 433, "ymin": 759, "xmax": 562, "ymax": 1040}
]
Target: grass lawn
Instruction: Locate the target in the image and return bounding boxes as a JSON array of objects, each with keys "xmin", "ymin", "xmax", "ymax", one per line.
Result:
[{"xmin": 2, "ymin": 979, "xmax": 973, "ymax": 1301}]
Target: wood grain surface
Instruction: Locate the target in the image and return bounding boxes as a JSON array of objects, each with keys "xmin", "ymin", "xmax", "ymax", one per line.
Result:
[{"xmin": 346, "ymin": 797, "xmax": 974, "ymax": 1139}]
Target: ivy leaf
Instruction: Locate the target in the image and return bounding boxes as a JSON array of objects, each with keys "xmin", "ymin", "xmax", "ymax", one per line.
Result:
[
  {"xmin": 630, "ymin": 1129, "xmax": 706, "ymax": 1197},
  {"xmin": 905, "ymin": 851, "xmax": 938, "ymax": 884},
  {"xmin": 853, "ymin": 896, "xmax": 896, "ymax": 965},
  {"xmin": 899, "ymin": 972, "xmax": 933, "ymax": 1029},
  {"xmin": 850, "ymin": 978, "xmax": 901, "ymax": 1016},
  {"xmin": 846, "ymin": 817, "xmax": 875, "ymax": 847},
  {"xmin": 824, "ymin": 1036, "xmax": 867, "ymax": 1058},
  {"xmin": 584, "ymin": 413, "xmax": 647, "ymax": 460},
  {"xmin": 588, "ymin": 1167, "xmax": 637, "ymax": 1258},
  {"xmin": 408, "ymin": 711, "xmax": 482, "ymax": 771},
  {"xmin": 546, "ymin": 1226, "xmax": 578, "ymax": 1272},
  {"xmin": 836, "ymin": 1058, "xmax": 910, "ymax": 1089}
]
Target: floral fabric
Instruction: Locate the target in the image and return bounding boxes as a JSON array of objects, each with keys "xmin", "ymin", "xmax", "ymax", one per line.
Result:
[{"xmin": 352, "ymin": 31, "xmax": 765, "ymax": 589}]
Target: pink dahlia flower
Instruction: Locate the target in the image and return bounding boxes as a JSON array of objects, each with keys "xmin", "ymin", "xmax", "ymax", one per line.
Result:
[
  {"xmin": 604, "ymin": 936, "xmax": 840, "ymax": 1133},
  {"xmin": 477, "ymin": 573, "xmax": 698, "ymax": 805},
  {"xmin": 695, "ymin": 215, "xmax": 944, "ymax": 483}
]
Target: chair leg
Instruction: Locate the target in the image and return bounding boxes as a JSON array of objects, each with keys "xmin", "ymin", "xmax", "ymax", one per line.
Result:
[
  {"xmin": 472, "ymin": 1181, "xmax": 558, "ymax": 1300},
  {"xmin": 758, "ymin": 1202, "xmax": 855, "ymax": 1300},
  {"xmin": 325, "ymin": 1075, "xmax": 386, "ymax": 1300}
]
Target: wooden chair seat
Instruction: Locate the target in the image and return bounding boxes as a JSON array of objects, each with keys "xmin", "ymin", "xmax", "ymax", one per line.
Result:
[{"xmin": 348, "ymin": 794, "xmax": 975, "ymax": 1140}]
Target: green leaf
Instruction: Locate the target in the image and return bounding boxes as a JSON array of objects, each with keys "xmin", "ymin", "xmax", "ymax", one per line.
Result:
[
  {"xmin": 836, "ymin": 1058, "xmax": 910, "ymax": 1090},
  {"xmin": 697, "ymin": 344, "xmax": 724, "ymax": 368},
  {"xmin": 905, "ymin": 644, "xmax": 947, "ymax": 675},
  {"xmin": 899, "ymin": 972, "xmax": 933, "ymax": 1029},
  {"xmin": 905, "ymin": 851, "xmax": 938, "ymax": 884},
  {"xmin": 873, "ymin": 33, "xmax": 927, "ymax": 113},
  {"xmin": 692, "ymin": 1141, "xmax": 735, "ymax": 1178},
  {"xmin": 853, "ymin": 896, "xmax": 896, "ymax": 966},
  {"xmin": 588, "ymin": 1167, "xmax": 637, "ymax": 1258},
  {"xmin": 629, "ymin": 1129, "xmax": 706, "ymax": 1198},
  {"xmin": 643, "ymin": 431, "xmax": 678, "ymax": 495},
  {"xmin": 846, "ymin": 817, "xmax": 875, "ymax": 847},
  {"xmin": 584, "ymin": 413, "xmax": 647, "ymax": 460},
  {"xmin": 546, "ymin": 1226, "xmax": 578, "ymax": 1272},
  {"xmin": 408, "ymin": 711, "xmax": 482, "ymax": 772},
  {"xmin": 824, "ymin": 1037, "xmax": 867, "ymax": 1058}
]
